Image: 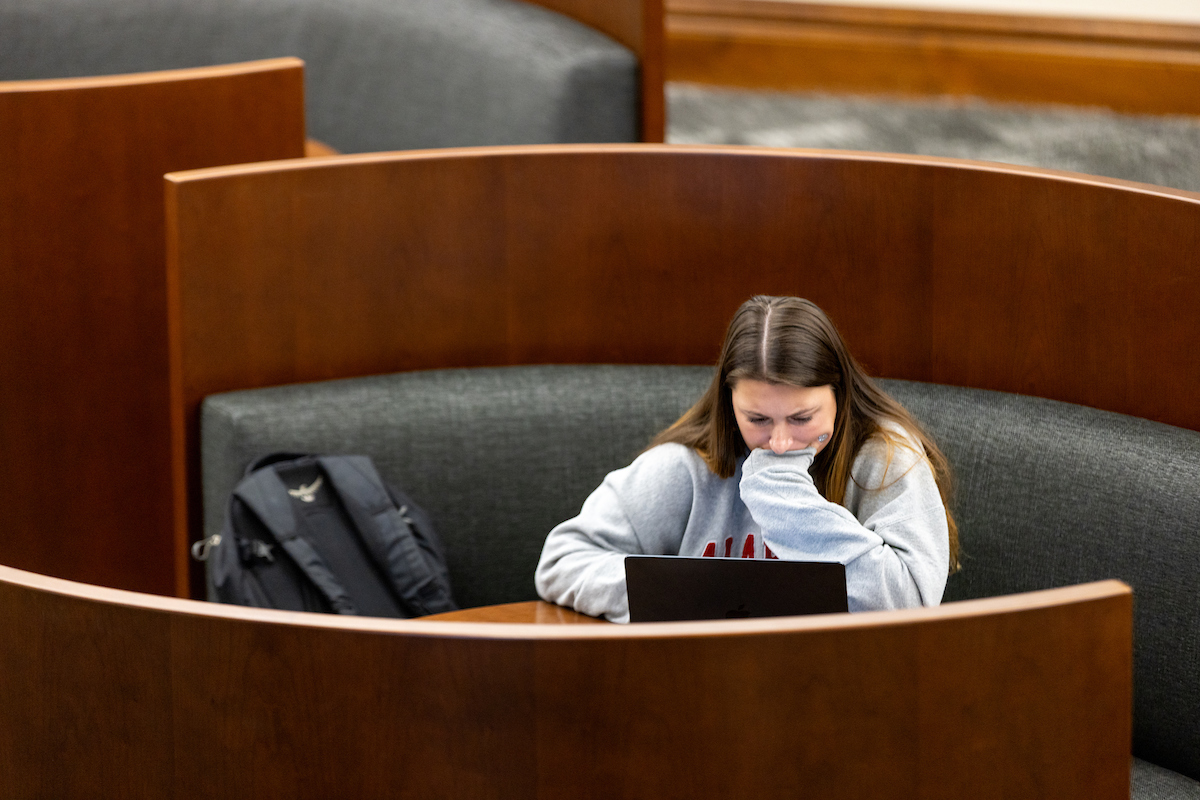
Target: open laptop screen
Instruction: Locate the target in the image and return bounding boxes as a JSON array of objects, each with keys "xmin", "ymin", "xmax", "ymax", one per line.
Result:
[{"xmin": 625, "ymin": 555, "xmax": 848, "ymax": 623}]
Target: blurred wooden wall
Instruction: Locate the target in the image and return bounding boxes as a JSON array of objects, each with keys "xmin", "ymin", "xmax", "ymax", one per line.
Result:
[{"xmin": 666, "ymin": 0, "xmax": 1200, "ymax": 116}]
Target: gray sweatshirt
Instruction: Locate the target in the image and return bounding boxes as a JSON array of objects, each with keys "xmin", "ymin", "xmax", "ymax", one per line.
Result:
[{"xmin": 535, "ymin": 426, "xmax": 950, "ymax": 623}]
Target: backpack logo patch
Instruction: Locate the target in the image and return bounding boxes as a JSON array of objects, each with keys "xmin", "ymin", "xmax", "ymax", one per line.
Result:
[{"xmin": 287, "ymin": 475, "xmax": 323, "ymax": 503}]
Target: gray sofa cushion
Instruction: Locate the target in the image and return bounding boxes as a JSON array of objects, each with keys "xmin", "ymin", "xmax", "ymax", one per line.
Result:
[
  {"xmin": 0, "ymin": 0, "xmax": 638, "ymax": 152},
  {"xmin": 202, "ymin": 364, "xmax": 1200, "ymax": 786},
  {"xmin": 1133, "ymin": 758, "xmax": 1200, "ymax": 800}
]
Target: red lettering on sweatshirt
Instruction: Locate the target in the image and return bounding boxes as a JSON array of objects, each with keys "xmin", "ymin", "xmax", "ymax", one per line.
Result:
[{"xmin": 701, "ymin": 537, "xmax": 776, "ymax": 559}]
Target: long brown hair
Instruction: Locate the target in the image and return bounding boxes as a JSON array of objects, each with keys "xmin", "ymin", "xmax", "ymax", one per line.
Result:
[{"xmin": 651, "ymin": 296, "xmax": 959, "ymax": 571}]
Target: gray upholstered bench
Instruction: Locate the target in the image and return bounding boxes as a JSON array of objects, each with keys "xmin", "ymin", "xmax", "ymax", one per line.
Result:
[
  {"xmin": 0, "ymin": 0, "xmax": 639, "ymax": 153},
  {"xmin": 201, "ymin": 364, "xmax": 1200, "ymax": 796}
]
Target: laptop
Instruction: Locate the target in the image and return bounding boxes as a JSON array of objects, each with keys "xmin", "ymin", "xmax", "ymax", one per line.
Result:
[{"xmin": 624, "ymin": 555, "xmax": 848, "ymax": 622}]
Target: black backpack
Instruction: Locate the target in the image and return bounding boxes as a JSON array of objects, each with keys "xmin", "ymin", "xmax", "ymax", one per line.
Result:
[{"xmin": 193, "ymin": 453, "xmax": 457, "ymax": 618}]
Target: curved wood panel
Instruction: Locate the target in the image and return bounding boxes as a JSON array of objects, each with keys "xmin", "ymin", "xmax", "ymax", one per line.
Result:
[
  {"xmin": 526, "ymin": 0, "xmax": 666, "ymax": 141},
  {"xmin": 0, "ymin": 563, "xmax": 1132, "ymax": 798},
  {"xmin": 0, "ymin": 60, "xmax": 306, "ymax": 595},
  {"xmin": 165, "ymin": 146, "xmax": 1200, "ymax": 593},
  {"xmin": 667, "ymin": 0, "xmax": 1200, "ymax": 116}
]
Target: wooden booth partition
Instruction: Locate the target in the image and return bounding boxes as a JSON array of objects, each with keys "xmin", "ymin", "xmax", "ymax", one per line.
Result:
[
  {"xmin": 166, "ymin": 145, "xmax": 1200, "ymax": 597},
  {"xmin": 666, "ymin": 0, "xmax": 1200, "ymax": 117},
  {"xmin": 0, "ymin": 563, "xmax": 1133, "ymax": 798},
  {"xmin": 527, "ymin": 0, "xmax": 666, "ymax": 141},
  {"xmin": 0, "ymin": 60, "xmax": 306, "ymax": 596}
]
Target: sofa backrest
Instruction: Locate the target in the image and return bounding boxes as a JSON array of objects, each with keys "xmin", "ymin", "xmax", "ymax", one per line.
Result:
[
  {"xmin": 202, "ymin": 364, "xmax": 1200, "ymax": 780},
  {"xmin": 0, "ymin": 0, "xmax": 639, "ymax": 152},
  {"xmin": 885, "ymin": 379, "xmax": 1200, "ymax": 780},
  {"xmin": 202, "ymin": 366, "xmax": 714, "ymax": 609}
]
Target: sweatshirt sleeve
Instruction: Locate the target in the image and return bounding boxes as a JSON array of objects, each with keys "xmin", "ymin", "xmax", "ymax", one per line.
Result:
[
  {"xmin": 534, "ymin": 444, "xmax": 698, "ymax": 623},
  {"xmin": 739, "ymin": 437, "xmax": 949, "ymax": 611}
]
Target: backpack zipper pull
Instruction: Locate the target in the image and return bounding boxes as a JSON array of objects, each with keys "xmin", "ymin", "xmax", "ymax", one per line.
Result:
[{"xmin": 191, "ymin": 534, "xmax": 222, "ymax": 562}]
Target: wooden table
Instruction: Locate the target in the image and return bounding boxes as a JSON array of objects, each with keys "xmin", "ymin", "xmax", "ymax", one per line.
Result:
[{"xmin": 419, "ymin": 600, "xmax": 608, "ymax": 624}]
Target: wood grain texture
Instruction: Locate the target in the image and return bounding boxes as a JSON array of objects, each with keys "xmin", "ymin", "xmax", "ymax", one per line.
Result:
[
  {"xmin": 524, "ymin": 0, "xmax": 666, "ymax": 141},
  {"xmin": 166, "ymin": 145, "xmax": 1200, "ymax": 595},
  {"xmin": 0, "ymin": 60, "xmax": 306, "ymax": 595},
  {"xmin": 420, "ymin": 600, "xmax": 608, "ymax": 623},
  {"xmin": 666, "ymin": 0, "xmax": 1200, "ymax": 115},
  {"xmin": 0, "ymin": 564, "xmax": 1132, "ymax": 799},
  {"xmin": 304, "ymin": 138, "xmax": 338, "ymax": 157}
]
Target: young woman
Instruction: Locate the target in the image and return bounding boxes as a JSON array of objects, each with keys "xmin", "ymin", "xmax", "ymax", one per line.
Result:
[{"xmin": 535, "ymin": 295, "xmax": 959, "ymax": 623}]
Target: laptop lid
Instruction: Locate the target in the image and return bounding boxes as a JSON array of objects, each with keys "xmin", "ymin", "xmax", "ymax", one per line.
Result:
[{"xmin": 624, "ymin": 555, "xmax": 848, "ymax": 623}]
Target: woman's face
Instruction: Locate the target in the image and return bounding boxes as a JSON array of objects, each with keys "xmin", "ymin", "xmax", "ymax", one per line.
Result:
[{"xmin": 731, "ymin": 380, "xmax": 837, "ymax": 455}]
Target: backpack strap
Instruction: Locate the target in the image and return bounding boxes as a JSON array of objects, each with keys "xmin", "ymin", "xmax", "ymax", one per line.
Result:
[
  {"xmin": 234, "ymin": 465, "xmax": 360, "ymax": 615},
  {"xmin": 318, "ymin": 456, "xmax": 455, "ymax": 616}
]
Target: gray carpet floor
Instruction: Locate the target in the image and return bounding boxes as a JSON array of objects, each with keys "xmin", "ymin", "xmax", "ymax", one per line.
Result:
[{"xmin": 667, "ymin": 82, "xmax": 1200, "ymax": 193}]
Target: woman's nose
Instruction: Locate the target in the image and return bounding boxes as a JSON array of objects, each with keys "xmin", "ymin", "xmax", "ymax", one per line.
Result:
[{"xmin": 769, "ymin": 426, "xmax": 792, "ymax": 454}]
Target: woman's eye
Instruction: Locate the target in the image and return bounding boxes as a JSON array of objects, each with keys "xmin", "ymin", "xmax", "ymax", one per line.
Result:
[
  {"xmin": 790, "ymin": 416, "xmax": 813, "ymax": 425},
  {"xmin": 749, "ymin": 417, "xmax": 770, "ymax": 426}
]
